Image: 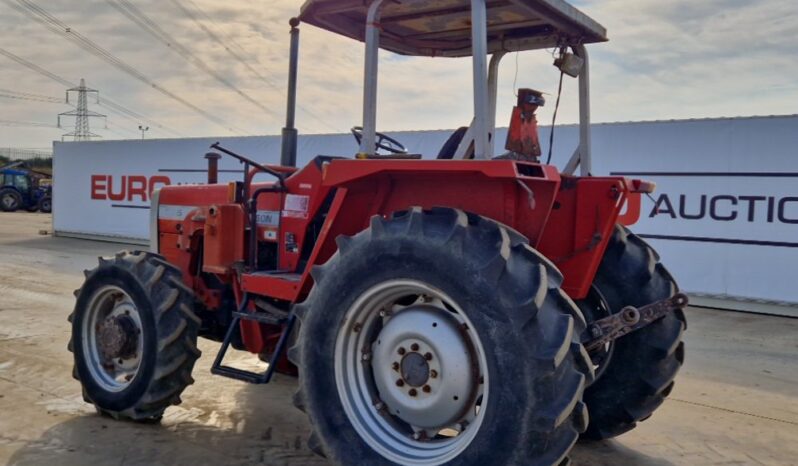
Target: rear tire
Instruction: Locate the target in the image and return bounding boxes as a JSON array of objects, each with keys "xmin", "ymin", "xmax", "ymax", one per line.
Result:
[
  {"xmin": 69, "ymin": 251, "xmax": 201, "ymax": 420},
  {"xmin": 38, "ymin": 196, "xmax": 51, "ymax": 213},
  {"xmin": 0, "ymin": 189, "xmax": 21, "ymax": 212},
  {"xmin": 579, "ymin": 225, "xmax": 686, "ymax": 440},
  {"xmin": 290, "ymin": 207, "xmax": 593, "ymax": 465}
]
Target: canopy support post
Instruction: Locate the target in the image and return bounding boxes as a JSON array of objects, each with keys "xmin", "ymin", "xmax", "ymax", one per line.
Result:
[
  {"xmin": 564, "ymin": 44, "xmax": 592, "ymax": 175},
  {"xmin": 470, "ymin": 0, "xmax": 491, "ymax": 159},
  {"xmin": 359, "ymin": 0, "xmax": 385, "ymax": 156}
]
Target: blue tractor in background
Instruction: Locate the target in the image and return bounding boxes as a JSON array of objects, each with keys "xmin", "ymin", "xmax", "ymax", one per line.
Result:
[{"xmin": 0, "ymin": 161, "xmax": 52, "ymax": 213}]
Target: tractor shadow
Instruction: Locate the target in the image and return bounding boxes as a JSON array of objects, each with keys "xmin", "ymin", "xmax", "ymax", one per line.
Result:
[
  {"xmin": 6, "ymin": 376, "xmax": 326, "ymax": 466},
  {"xmin": 7, "ymin": 371, "xmax": 672, "ymax": 466},
  {"xmin": 571, "ymin": 439, "xmax": 675, "ymax": 466}
]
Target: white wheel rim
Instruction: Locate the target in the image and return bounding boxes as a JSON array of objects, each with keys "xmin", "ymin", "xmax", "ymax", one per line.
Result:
[
  {"xmin": 82, "ymin": 285, "xmax": 144, "ymax": 392},
  {"xmin": 335, "ymin": 279, "xmax": 489, "ymax": 465}
]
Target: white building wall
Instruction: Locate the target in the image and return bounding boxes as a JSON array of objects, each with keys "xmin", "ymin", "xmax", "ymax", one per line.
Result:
[{"xmin": 53, "ymin": 115, "xmax": 798, "ymax": 313}]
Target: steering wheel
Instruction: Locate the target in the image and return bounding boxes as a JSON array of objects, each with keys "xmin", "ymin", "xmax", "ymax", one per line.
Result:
[{"xmin": 351, "ymin": 126, "xmax": 408, "ymax": 154}]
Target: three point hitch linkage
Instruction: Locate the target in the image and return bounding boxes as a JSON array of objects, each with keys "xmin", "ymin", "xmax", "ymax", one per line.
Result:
[{"xmin": 584, "ymin": 293, "xmax": 689, "ymax": 352}]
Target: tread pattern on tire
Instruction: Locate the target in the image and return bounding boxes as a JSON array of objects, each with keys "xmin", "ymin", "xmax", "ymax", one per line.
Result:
[
  {"xmin": 289, "ymin": 207, "xmax": 594, "ymax": 465},
  {"xmin": 581, "ymin": 225, "xmax": 686, "ymax": 440},
  {"xmin": 68, "ymin": 250, "xmax": 201, "ymax": 421}
]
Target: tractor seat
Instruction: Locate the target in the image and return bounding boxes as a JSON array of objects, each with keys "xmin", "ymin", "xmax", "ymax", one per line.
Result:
[{"xmin": 437, "ymin": 127, "xmax": 469, "ymax": 159}]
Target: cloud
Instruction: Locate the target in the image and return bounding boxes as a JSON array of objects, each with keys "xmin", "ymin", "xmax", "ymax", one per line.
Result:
[
  {"xmin": 575, "ymin": 0, "xmax": 798, "ymax": 120},
  {"xmin": 0, "ymin": 0, "xmax": 795, "ymax": 149}
]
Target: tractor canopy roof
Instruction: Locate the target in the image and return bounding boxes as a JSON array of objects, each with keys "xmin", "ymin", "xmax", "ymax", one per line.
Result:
[
  {"xmin": 0, "ymin": 167, "xmax": 49, "ymax": 179},
  {"xmin": 0, "ymin": 168, "xmax": 27, "ymax": 176},
  {"xmin": 299, "ymin": 0, "xmax": 607, "ymax": 58}
]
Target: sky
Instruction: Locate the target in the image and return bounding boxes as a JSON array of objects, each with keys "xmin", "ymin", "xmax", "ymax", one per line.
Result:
[{"xmin": 0, "ymin": 0, "xmax": 796, "ymax": 151}]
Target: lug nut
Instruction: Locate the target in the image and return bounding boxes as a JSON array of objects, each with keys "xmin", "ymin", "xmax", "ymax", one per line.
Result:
[
  {"xmin": 397, "ymin": 347, "xmax": 406, "ymax": 355},
  {"xmin": 430, "ymin": 369, "xmax": 438, "ymax": 379},
  {"xmin": 396, "ymin": 379, "xmax": 405, "ymax": 387},
  {"xmin": 424, "ymin": 352, "xmax": 433, "ymax": 361},
  {"xmin": 422, "ymin": 385, "xmax": 431, "ymax": 393},
  {"xmin": 410, "ymin": 343, "xmax": 419, "ymax": 351},
  {"xmin": 392, "ymin": 362, "xmax": 400, "ymax": 372},
  {"xmin": 408, "ymin": 389, "xmax": 417, "ymax": 397}
]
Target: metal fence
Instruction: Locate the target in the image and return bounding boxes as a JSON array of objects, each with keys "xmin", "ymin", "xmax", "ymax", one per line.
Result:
[{"xmin": 0, "ymin": 148, "xmax": 53, "ymax": 160}]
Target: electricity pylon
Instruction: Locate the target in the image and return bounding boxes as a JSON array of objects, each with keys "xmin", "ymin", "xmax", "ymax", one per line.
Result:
[{"xmin": 58, "ymin": 78, "xmax": 106, "ymax": 141}]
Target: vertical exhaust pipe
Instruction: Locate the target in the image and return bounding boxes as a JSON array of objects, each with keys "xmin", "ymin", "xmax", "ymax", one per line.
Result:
[
  {"xmin": 280, "ymin": 18, "xmax": 300, "ymax": 168},
  {"xmin": 205, "ymin": 152, "xmax": 221, "ymax": 184}
]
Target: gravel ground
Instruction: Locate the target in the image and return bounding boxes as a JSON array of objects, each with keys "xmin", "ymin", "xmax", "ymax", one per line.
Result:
[{"xmin": 0, "ymin": 212, "xmax": 796, "ymax": 466}]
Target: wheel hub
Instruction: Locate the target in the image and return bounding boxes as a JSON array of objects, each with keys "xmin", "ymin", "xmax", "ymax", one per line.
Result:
[
  {"xmin": 372, "ymin": 305, "xmax": 476, "ymax": 430},
  {"xmin": 97, "ymin": 315, "xmax": 138, "ymax": 360},
  {"xmin": 401, "ymin": 352, "xmax": 430, "ymax": 387},
  {"xmin": 578, "ymin": 285, "xmax": 616, "ymax": 381}
]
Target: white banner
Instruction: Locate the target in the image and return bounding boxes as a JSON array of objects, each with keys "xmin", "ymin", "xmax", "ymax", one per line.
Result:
[{"xmin": 53, "ymin": 115, "xmax": 798, "ymax": 307}]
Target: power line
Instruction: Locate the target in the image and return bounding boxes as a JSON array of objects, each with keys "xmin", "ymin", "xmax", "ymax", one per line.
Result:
[
  {"xmin": 166, "ymin": 0, "xmax": 342, "ymax": 133},
  {"xmin": 0, "ymin": 47, "xmax": 183, "ymax": 138},
  {"xmin": 0, "ymin": 85, "xmax": 131, "ymax": 139},
  {"xmin": 172, "ymin": 0, "xmax": 251, "ymax": 57},
  {"xmin": 6, "ymin": 0, "xmax": 249, "ymax": 135},
  {"xmin": 105, "ymin": 0, "xmax": 282, "ymax": 127},
  {"xmin": 0, "ymin": 88, "xmax": 64, "ymax": 104},
  {"xmin": 96, "ymin": 100, "xmax": 183, "ymax": 138},
  {"xmin": 0, "ymin": 47, "xmax": 72, "ymax": 88},
  {"xmin": 0, "ymin": 119, "xmax": 59, "ymax": 128},
  {"xmin": 106, "ymin": 120, "xmax": 142, "ymax": 138}
]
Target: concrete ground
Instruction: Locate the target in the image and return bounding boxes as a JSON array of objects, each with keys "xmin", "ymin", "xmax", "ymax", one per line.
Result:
[{"xmin": 0, "ymin": 211, "xmax": 796, "ymax": 466}]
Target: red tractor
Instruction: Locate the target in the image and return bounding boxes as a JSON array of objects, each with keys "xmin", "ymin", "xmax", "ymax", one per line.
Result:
[{"xmin": 70, "ymin": 1, "xmax": 687, "ymax": 464}]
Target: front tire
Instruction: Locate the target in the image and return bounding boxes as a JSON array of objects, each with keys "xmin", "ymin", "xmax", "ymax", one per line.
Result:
[
  {"xmin": 69, "ymin": 251, "xmax": 201, "ymax": 420},
  {"xmin": 579, "ymin": 225, "xmax": 686, "ymax": 440},
  {"xmin": 0, "ymin": 189, "xmax": 21, "ymax": 212},
  {"xmin": 290, "ymin": 208, "xmax": 593, "ymax": 465}
]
